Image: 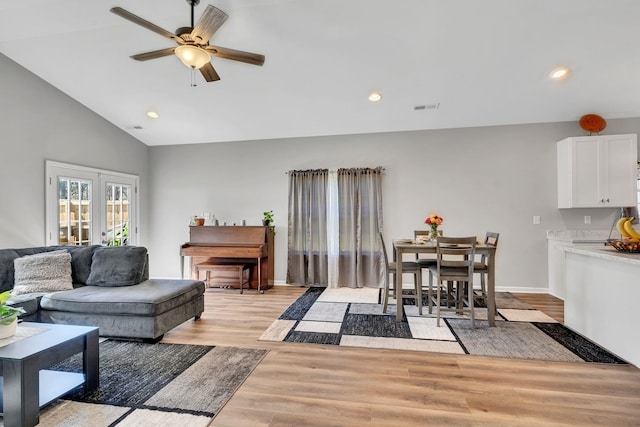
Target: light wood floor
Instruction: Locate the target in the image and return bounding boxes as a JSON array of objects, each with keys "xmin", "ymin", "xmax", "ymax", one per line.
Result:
[{"xmin": 163, "ymin": 286, "xmax": 640, "ymax": 427}]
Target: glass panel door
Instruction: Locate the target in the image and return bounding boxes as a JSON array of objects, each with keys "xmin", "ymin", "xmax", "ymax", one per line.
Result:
[
  {"xmin": 58, "ymin": 177, "xmax": 93, "ymax": 246},
  {"xmin": 101, "ymin": 175, "xmax": 136, "ymax": 246},
  {"xmin": 46, "ymin": 161, "xmax": 138, "ymax": 246}
]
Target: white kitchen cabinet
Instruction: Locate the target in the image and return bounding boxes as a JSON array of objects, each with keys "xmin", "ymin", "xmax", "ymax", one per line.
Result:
[
  {"xmin": 565, "ymin": 246, "xmax": 640, "ymax": 366},
  {"xmin": 557, "ymin": 134, "xmax": 638, "ymax": 208},
  {"xmin": 547, "ymin": 231, "xmax": 608, "ymax": 300}
]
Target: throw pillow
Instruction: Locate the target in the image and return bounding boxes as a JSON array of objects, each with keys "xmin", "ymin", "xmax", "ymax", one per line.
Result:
[
  {"xmin": 86, "ymin": 246, "xmax": 148, "ymax": 287},
  {"xmin": 0, "ymin": 250, "xmax": 20, "ymax": 293},
  {"xmin": 12, "ymin": 250, "xmax": 74, "ymax": 295}
]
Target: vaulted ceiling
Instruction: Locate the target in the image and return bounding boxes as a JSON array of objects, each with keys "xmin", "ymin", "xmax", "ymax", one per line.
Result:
[{"xmin": 1, "ymin": 0, "xmax": 639, "ymax": 146}]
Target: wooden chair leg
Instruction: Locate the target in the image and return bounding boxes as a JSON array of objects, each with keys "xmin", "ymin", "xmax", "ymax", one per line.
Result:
[
  {"xmin": 382, "ymin": 274, "xmax": 389, "ymax": 314},
  {"xmin": 428, "ymin": 271, "xmax": 434, "ymax": 314},
  {"xmin": 436, "ymin": 280, "xmax": 442, "ymax": 327},
  {"xmin": 415, "ymin": 272, "xmax": 422, "ymax": 316},
  {"xmin": 468, "ymin": 280, "xmax": 475, "ymax": 329},
  {"xmin": 481, "ymin": 272, "xmax": 494, "ymax": 314}
]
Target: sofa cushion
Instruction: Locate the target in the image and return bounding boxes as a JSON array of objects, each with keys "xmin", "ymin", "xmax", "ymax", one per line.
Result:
[
  {"xmin": 6, "ymin": 293, "xmax": 46, "ymax": 317},
  {"xmin": 86, "ymin": 246, "xmax": 148, "ymax": 287},
  {"xmin": 12, "ymin": 250, "xmax": 74, "ymax": 295},
  {"xmin": 53, "ymin": 245, "xmax": 100, "ymax": 285},
  {"xmin": 40, "ymin": 279, "xmax": 205, "ymax": 316},
  {"xmin": 0, "ymin": 249, "xmax": 20, "ymax": 293}
]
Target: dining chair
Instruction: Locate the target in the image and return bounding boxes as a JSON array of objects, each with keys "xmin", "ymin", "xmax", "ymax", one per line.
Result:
[
  {"xmin": 413, "ymin": 230, "xmax": 437, "ymax": 267},
  {"xmin": 473, "ymin": 232, "xmax": 500, "ymax": 309},
  {"xmin": 379, "ymin": 232, "xmax": 423, "ymax": 316},
  {"xmin": 427, "ymin": 236, "xmax": 477, "ymax": 328},
  {"xmin": 413, "ymin": 229, "xmax": 443, "ymax": 307}
]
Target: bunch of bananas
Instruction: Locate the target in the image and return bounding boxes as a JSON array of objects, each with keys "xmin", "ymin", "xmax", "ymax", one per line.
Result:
[{"xmin": 616, "ymin": 217, "xmax": 640, "ymax": 241}]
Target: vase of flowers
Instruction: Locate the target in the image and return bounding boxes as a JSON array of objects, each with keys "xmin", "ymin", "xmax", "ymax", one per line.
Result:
[{"xmin": 425, "ymin": 214, "xmax": 443, "ymax": 241}]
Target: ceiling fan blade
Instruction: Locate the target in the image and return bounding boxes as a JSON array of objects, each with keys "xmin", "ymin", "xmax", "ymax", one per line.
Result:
[
  {"xmin": 110, "ymin": 7, "xmax": 177, "ymax": 41},
  {"xmin": 205, "ymin": 46, "xmax": 265, "ymax": 66},
  {"xmin": 130, "ymin": 48, "xmax": 176, "ymax": 61},
  {"xmin": 191, "ymin": 5, "xmax": 228, "ymax": 44},
  {"xmin": 199, "ymin": 62, "xmax": 221, "ymax": 82}
]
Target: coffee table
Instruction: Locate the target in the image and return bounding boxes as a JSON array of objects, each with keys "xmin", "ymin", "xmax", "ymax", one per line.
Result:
[{"xmin": 0, "ymin": 322, "xmax": 99, "ymax": 427}]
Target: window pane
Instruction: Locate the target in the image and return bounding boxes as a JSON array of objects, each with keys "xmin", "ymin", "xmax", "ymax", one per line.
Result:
[
  {"xmin": 70, "ymin": 181, "xmax": 79, "ymax": 200},
  {"xmin": 59, "ymin": 178, "xmax": 92, "ymax": 247},
  {"xmin": 59, "ymin": 180, "xmax": 68, "ymax": 200},
  {"xmin": 81, "ymin": 182, "xmax": 89, "ymax": 200}
]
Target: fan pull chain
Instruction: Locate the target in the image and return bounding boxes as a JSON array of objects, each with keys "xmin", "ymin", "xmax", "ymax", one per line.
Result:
[{"xmin": 190, "ymin": 68, "xmax": 197, "ymax": 87}]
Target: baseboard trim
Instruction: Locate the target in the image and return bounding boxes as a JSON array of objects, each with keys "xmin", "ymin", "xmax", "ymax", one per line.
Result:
[
  {"xmin": 273, "ymin": 283, "xmax": 552, "ymax": 294},
  {"xmin": 497, "ymin": 286, "xmax": 550, "ymax": 294}
]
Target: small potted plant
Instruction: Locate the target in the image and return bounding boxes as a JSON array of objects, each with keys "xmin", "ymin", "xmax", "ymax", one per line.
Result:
[
  {"xmin": 262, "ymin": 210, "xmax": 274, "ymax": 226},
  {"xmin": 0, "ymin": 290, "xmax": 25, "ymax": 339},
  {"xmin": 262, "ymin": 210, "xmax": 276, "ymax": 235}
]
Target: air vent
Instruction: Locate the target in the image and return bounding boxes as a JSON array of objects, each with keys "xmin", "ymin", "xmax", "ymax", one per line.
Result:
[{"xmin": 414, "ymin": 103, "xmax": 440, "ymax": 111}]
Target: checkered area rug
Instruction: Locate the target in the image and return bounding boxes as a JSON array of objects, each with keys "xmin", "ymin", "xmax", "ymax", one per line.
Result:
[{"xmin": 259, "ymin": 287, "xmax": 627, "ymax": 364}]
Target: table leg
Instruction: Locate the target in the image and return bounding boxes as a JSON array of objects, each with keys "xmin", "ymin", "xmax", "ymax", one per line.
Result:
[
  {"xmin": 487, "ymin": 251, "xmax": 496, "ymax": 327},
  {"xmin": 396, "ymin": 247, "xmax": 403, "ymax": 322},
  {"xmin": 3, "ymin": 358, "xmax": 39, "ymax": 427},
  {"xmin": 180, "ymin": 255, "xmax": 185, "ymax": 280},
  {"xmin": 256, "ymin": 257, "xmax": 262, "ymax": 293},
  {"xmin": 83, "ymin": 329, "xmax": 99, "ymax": 391}
]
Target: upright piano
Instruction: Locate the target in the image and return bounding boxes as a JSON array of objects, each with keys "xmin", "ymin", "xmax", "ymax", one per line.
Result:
[{"xmin": 180, "ymin": 226, "xmax": 274, "ymax": 290}]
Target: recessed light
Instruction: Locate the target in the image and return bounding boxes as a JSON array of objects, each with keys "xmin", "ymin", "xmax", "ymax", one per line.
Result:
[
  {"xmin": 146, "ymin": 111, "xmax": 159, "ymax": 119},
  {"xmin": 549, "ymin": 67, "xmax": 570, "ymax": 80},
  {"xmin": 368, "ymin": 91, "xmax": 382, "ymax": 102}
]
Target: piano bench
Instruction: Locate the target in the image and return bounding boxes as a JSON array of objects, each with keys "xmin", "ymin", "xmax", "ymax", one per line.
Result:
[{"xmin": 195, "ymin": 258, "xmax": 256, "ymax": 294}]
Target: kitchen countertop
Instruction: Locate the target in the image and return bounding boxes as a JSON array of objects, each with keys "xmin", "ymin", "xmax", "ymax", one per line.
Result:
[
  {"xmin": 563, "ymin": 245, "xmax": 640, "ymax": 266},
  {"xmin": 546, "ymin": 230, "xmax": 610, "ymax": 243}
]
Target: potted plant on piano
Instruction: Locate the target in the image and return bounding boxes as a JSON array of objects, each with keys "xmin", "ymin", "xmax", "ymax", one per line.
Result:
[
  {"xmin": 262, "ymin": 210, "xmax": 274, "ymax": 226},
  {"xmin": 262, "ymin": 210, "xmax": 276, "ymax": 234}
]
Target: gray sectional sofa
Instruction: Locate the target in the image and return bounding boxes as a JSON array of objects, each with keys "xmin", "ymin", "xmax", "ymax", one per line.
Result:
[{"xmin": 0, "ymin": 245, "xmax": 205, "ymax": 342}]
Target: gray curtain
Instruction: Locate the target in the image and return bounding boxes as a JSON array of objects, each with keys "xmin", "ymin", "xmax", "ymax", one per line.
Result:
[
  {"xmin": 337, "ymin": 167, "xmax": 384, "ymax": 288},
  {"xmin": 286, "ymin": 169, "xmax": 329, "ymax": 286},
  {"xmin": 286, "ymin": 167, "xmax": 384, "ymax": 288}
]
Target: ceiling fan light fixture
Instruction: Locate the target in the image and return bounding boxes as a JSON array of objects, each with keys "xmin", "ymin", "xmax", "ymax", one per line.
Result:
[{"xmin": 175, "ymin": 45, "xmax": 210, "ymax": 69}]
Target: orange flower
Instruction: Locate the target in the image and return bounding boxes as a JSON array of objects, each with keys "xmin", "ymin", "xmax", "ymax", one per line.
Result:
[{"xmin": 425, "ymin": 215, "xmax": 443, "ymax": 226}]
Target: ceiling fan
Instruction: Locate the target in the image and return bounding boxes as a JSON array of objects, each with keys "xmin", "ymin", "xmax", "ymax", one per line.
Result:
[{"xmin": 110, "ymin": 0, "xmax": 265, "ymax": 83}]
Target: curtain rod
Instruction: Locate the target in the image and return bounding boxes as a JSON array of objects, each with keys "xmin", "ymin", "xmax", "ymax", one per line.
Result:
[{"xmin": 285, "ymin": 167, "xmax": 385, "ymax": 174}]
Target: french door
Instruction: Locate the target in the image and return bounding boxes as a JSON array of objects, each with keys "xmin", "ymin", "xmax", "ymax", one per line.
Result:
[{"xmin": 45, "ymin": 161, "xmax": 138, "ymax": 246}]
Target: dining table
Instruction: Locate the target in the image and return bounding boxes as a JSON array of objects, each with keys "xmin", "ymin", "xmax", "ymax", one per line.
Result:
[{"xmin": 392, "ymin": 239, "xmax": 498, "ymax": 325}]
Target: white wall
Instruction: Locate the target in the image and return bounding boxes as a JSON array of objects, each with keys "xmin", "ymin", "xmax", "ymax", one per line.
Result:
[
  {"xmin": 148, "ymin": 117, "xmax": 640, "ymax": 292},
  {"xmin": 0, "ymin": 54, "xmax": 150, "ymax": 248}
]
